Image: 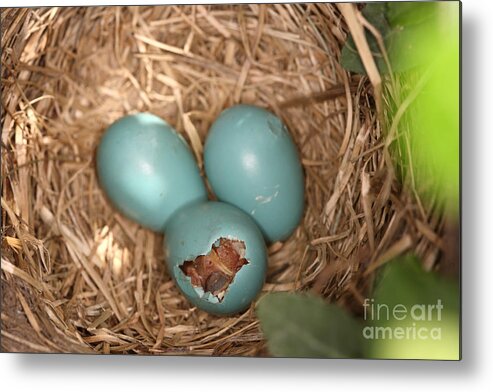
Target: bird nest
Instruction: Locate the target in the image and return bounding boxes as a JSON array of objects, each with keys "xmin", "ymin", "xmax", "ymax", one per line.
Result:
[{"xmin": 1, "ymin": 4, "xmax": 444, "ymax": 355}]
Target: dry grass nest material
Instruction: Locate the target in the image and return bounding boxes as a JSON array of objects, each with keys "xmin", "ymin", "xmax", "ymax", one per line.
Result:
[{"xmin": 1, "ymin": 4, "xmax": 445, "ymax": 355}]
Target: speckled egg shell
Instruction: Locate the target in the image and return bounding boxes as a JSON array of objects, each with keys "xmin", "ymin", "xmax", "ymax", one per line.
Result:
[
  {"xmin": 164, "ymin": 201, "xmax": 267, "ymax": 315},
  {"xmin": 97, "ymin": 113, "xmax": 207, "ymax": 232},
  {"xmin": 204, "ymin": 104, "xmax": 305, "ymax": 243}
]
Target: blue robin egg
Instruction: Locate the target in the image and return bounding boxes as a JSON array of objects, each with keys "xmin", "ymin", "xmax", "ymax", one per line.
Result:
[
  {"xmin": 96, "ymin": 113, "xmax": 207, "ymax": 232},
  {"xmin": 204, "ymin": 104, "xmax": 305, "ymax": 243},
  {"xmin": 164, "ymin": 201, "xmax": 267, "ymax": 315}
]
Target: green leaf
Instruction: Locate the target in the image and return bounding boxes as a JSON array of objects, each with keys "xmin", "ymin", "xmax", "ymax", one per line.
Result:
[
  {"xmin": 256, "ymin": 292, "xmax": 363, "ymax": 358},
  {"xmin": 340, "ymin": 3, "xmax": 390, "ymax": 74},
  {"xmin": 364, "ymin": 256, "xmax": 460, "ymax": 360}
]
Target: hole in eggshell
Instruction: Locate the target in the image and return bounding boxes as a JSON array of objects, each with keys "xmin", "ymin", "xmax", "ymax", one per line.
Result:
[{"xmin": 179, "ymin": 238, "xmax": 249, "ymax": 302}]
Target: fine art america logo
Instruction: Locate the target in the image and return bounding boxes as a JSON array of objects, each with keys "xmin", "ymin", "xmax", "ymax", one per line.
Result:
[{"xmin": 362, "ymin": 298, "xmax": 444, "ymax": 341}]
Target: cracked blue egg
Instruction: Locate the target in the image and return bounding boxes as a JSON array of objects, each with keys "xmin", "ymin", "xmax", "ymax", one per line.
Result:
[
  {"xmin": 97, "ymin": 113, "xmax": 207, "ymax": 232},
  {"xmin": 164, "ymin": 201, "xmax": 267, "ymax": 315},
  {"xmin": 204, "ymin": 104, "xmax": 305, "ymax": 243}
]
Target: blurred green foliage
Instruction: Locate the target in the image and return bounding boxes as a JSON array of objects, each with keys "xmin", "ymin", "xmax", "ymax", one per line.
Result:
[
  {"xmin": 256, "ymin": 257, "xmax": 460, "ymax": 359},
  {"xmin": 409, "ymin": 27, "xmax": 460, "ymax": 215},
  {"xmin": 341, "ymin": 2, "xmax": 442, "ymax": 74},
  {"xmin": 365, "ymin": 256, "xmax": 460, "ymax": 359},
  {"xmin": 256, "ymin": 2, "xmax": 460, "ymax": 360},
  {"xmin": 342, "ymin": 2, "xmax": 460, "ymax": 216}
]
